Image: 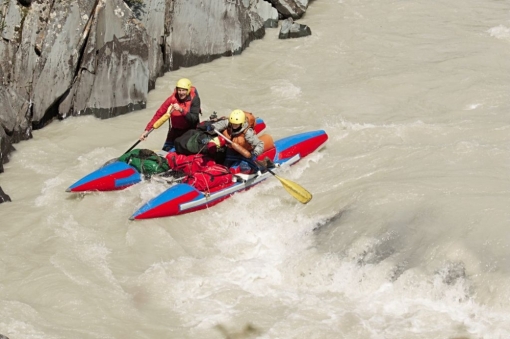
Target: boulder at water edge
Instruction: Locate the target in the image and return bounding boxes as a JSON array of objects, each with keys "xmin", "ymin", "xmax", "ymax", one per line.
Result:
[
  {"xmin": 0, "ymin": 186, "xmax": 11, "ymax": 203},
  {"xmin": 278, "ymin": 18, "xmax": 312, "ymax": 39}
]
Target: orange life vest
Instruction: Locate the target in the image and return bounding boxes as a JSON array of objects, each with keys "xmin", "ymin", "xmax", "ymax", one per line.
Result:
[
  {"xmin": 258, "ymin": 134, "xmax": 275, "ymax": 153},
  {"xmin": 222, "ymin": 111, "xmax": 256, "ymax": 150}
]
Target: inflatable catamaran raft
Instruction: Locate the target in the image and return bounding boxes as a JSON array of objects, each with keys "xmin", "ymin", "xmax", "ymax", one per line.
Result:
[{"xmin": 67, "ymin": 116, "xmax": 328, "ymax": 220}]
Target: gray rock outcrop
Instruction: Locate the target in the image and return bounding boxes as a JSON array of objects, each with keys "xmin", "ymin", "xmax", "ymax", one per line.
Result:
[
  {"xmin": 267, "ymin": 0, "xmax": 308, "ymax": 19},
  {"xmin": 0, "ymin": 186, "xmax": 11, "ymax": 203},
  {"xmin": 0, "ymin": 0, "xmax": 313, "ymax": 190},
  {"xmin": 250, "ymin": 0, "xmax": 279, "ymax": 28},
  {"xmin": 168, "ymin": 1, "xmax": 265, "ymax": 68},
  {"xmin": 278, "ymin": 17, "xmax": 312, "ymax": 39},
  {"xmin": 57, "ymin": 0, "xmax": 150, "ymax": 120}
]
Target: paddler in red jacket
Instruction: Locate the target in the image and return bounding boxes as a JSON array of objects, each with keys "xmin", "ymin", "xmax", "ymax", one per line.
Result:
[{"xmin": 139, "ymin": 78, "xmax": 201, "ymax": 151}]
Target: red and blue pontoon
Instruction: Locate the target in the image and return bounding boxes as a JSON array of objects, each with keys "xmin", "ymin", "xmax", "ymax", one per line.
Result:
[
  {"xmin": 129, "ymin": 129, "xmax": 328, "ymax": 220},
  {"xmin": 66, "ymin": 118, "xmax": 267, "ymax": 193}
]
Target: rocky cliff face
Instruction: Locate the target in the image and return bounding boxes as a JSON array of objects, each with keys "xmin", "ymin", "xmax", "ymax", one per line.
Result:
[{"xmin": 0, "ymin": 0, "xmax": 307, "ymax": 174}]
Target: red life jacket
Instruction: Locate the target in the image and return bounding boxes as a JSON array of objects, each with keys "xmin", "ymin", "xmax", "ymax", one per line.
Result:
[
  {"xmin": 167, "ymin": 86, "xmax": 198, "ymax": 129},
  {"xmin": 146, "ymin": 87, "xmax": 199, "ymax": 132}
]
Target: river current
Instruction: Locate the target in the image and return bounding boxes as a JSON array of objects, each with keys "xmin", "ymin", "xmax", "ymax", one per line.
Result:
[{"xmin": 1, "ymin": 0, "xmax": 510, "ymax": 338}]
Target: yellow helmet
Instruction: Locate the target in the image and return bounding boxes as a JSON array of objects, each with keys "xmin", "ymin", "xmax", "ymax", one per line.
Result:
[
  {"xmin": 229, "ymin": 109, "xmax": 245, "ymax": 124},
  {"xmin": 175, "ymin": 78, "xmax": 192, "ymax": 94}
]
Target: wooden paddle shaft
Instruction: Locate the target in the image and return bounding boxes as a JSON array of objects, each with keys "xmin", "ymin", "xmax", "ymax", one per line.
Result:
[{"xmin": 214, "ymin": 130, "xmax": 251, "ymax": 158}]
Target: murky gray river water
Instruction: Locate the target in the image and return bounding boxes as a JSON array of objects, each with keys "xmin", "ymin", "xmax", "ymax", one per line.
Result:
[{"xmin": 2, "ymin": 0, "xmax": 510, "ymax": 338}]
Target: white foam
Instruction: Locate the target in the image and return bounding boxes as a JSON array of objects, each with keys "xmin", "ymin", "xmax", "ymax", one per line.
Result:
[
  {"xmin": 488, "ymin": 25, "xmax": 510, "ymax": 41},
  {"xmin": 464, "ymin": 103, "xmax": 482, "ymax": 110},
  {"xmin": 270, "ymin": 80, "xmax": 302, "ymax": 99}
]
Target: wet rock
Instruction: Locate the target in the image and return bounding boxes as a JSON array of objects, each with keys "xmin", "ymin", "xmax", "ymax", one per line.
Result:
[
  {"xmin": 268, "ymin": 0, "xmax": 308, "ymax": 19},
  {"xmin": 168, "ymin": 1, "xmax": 265, "ymax": 69},
  {"xmin": 58, "ymin": 0, "xmax": 150, "ymax": 120},
  {"xmin": 137, "ymin": 0, "xmax": 168, "ymax": 90},
  {"xmin": 278, "ymin": 17, "xmax": 312, "ymax": 39},
  {"xmin": 0, "ymin": 127, "xmax": 14, "ymax": 174},
  {"xmin": 29, "ymin": 0, "xmax": 98, "ymax": 125},
  {"xmin": 0, "ymin": 86, "xmax": 31, "ymax": 173},
  {"xmin": 2, "ymin": 0, "xmax": 23, "ymax": 42},
  {"xmin": 251, "ymin": 0, "xmax": 279, "ymax": 28},
  {"xmin": 0, "ymin": 186, "xmax": 11, "ymax": 203}
]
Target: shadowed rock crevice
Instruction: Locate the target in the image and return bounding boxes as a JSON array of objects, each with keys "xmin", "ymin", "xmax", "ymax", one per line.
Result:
[
  {"xmin": 0, "ymin": 130, "xmax": 16, "ymax": 173},
  {"xmin": 0, "ymin": 186, "xmax": 11, "ymax": 202},
  {"xmin": 32, "ymin": 88, "xmax": 70, "ymax": 129},
  {"xmin": 17, "ymin": 0, "xmax": 33, "ymax": 7}
]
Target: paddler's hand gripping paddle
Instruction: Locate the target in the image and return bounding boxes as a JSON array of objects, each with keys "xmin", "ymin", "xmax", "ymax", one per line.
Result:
[
  {"xmin": 124, "ymin": 106, "xmax": 173, "ymax": 155},
  {"xmin": 213, "ymin": 129, "xmax": 312, "ymax": 204}
]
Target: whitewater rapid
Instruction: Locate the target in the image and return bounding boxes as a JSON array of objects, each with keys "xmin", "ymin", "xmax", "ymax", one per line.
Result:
[{"xmin": 2, "ymin": 0, "xmax": 510, "ymax": 338}]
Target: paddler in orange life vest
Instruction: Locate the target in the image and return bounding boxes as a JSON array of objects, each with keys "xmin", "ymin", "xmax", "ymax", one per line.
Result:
[
  {"xmin": 204, "ymin": 109, "xmax": 264, "ymax": 174},
  {"xmin": 139, "ymin": 78, "xmax": 201, "ymax": 151}
]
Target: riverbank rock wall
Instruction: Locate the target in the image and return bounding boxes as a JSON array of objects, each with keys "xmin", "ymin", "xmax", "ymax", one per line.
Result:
[{"xmin": 0, "ymin": 0, "xmax": 307, "ymax": 174}]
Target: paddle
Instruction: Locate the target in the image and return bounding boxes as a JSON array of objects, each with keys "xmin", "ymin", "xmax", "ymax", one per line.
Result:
[
  {"xmin": 255, "ymin": 160, "xmax": 312, "ymax": 204},
  {"xmin": 123, "ymin": 107, "xmax": 173, "ymax": 155},
  {"xmin": 213, "ymin": 129, "xmax": 251, "ymax": 158},
  {"xmin": 213, "ymin": 129, "xmax": 313, "ymax": 204}
]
